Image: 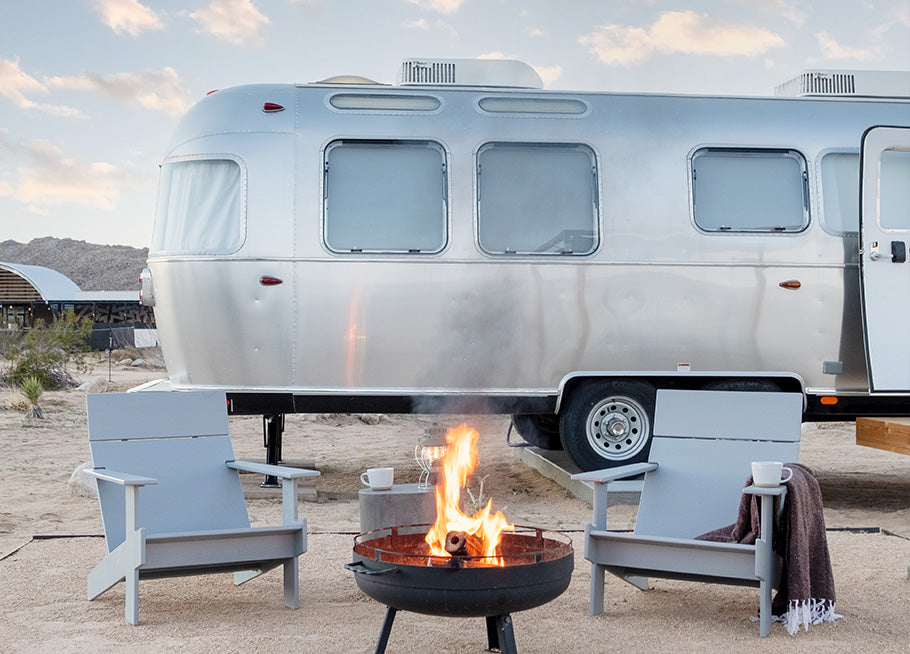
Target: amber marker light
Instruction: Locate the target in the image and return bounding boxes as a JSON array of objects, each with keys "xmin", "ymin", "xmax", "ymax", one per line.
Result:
[{"xmin": 820, "ymin": 396, "xmax": 838, "ymax": 405}]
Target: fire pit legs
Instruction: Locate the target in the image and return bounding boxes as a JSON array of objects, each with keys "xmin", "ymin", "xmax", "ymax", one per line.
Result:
[
  {"xmin": 371, "ymin": 606, "xmax": 517, "ymax": 654},
  {"xmin": 375, "ymin": 607, "xmax": 397, "ymax": 654},
  {"xmin": 486, "ymin": 614, "xmax": 517, "ymax": 654}
]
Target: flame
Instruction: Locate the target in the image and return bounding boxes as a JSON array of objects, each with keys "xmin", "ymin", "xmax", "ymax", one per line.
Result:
[{"xmin": 424, "ymin": 424, "xmax": 514, "ymax": 566}]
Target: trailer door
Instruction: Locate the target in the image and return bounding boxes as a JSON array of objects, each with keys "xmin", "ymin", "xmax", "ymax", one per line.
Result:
[{"xmin": 860, "ymin": 126, "xmax": 910, "ymax": 391}]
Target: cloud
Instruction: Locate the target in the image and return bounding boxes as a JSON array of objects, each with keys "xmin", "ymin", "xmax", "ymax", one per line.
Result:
[
  {"xmin": 533, "ymin": 64, "xmax": 562, "ymax": 87},
  {"xmin": 403, "ymin": 18, "xmax": 429, "ymax": 30},
  {"xmin": 815, "ymin": 31, "xmax": 881, "ymax": 62},
  {"xmin": 402, "ymin": 17, "xmax": 457, "ymax": 38},
  {"xmin": 185, "ymin": 0, "xmax": 269, "ymax": 47},
  {"xmin": 94, "ymin": 0, "xmax": 164, "ymax": 36},
  {"xmin": 406, "ymin": 0, "xmax": 467, "ymax": 14},
  {"xmin": 758, "ymin": 0, "xmax": 807, "ymax": 27},
  {"xmin": 580, "ymin": 11, "xmax": 785, "ymax": 66},
  {"xmin": 46, "ymin": 67, "xmax": 191, "ymax": 117},
  {"xmin": 0, "ymin": 136, "xmax": 136, "ymax": 210},
  {"xmin": 0, "ymin": 58, "xmax": 85, "ymax": 118}
]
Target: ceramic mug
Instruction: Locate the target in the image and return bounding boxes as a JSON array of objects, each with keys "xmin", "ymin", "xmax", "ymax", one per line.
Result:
[
  {"xmin": 751, "ymin": 461, "xmax": 793, "ymax": 487},
  {"xmin": 360, "ymin": 467, "xmax": 394, "ymax": 490}
]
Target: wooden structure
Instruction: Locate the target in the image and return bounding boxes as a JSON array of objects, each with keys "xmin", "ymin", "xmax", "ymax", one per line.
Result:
[{"xmin": 856, "ymin": 417, "xmax": 910, "ymax": 456}]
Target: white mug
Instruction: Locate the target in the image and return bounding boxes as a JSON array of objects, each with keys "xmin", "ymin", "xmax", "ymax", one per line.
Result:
[
  {"xmin": 751, "ymin": 461, "xmax": 793, "ymax": 487},
  {"xmin": 360, "ymin": 467, "xmax": 394, "ymax": 490}
]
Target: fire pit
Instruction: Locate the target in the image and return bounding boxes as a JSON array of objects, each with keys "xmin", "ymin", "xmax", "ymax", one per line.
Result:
[
  {"xmin": 346, "ymin": 423, "xmax": 573, "ymax": 653},
  {"xmin": 347, "ymin": 524, "xmax": 573, "ymax": 653}
]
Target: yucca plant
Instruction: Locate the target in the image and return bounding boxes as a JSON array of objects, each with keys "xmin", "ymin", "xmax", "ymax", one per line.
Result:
[{"xmin": 20, "ymin": 375, "xmax": 45, "ymax": 419}]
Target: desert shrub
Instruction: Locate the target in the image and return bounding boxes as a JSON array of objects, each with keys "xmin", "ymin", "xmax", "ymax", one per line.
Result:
[
  {"xmin": 2, "ymin": 310, "xmax": 93, "ymax": 389},
  {"xmin": 20, "ymin": 375, "xmax": 44, "ymax": 419}
]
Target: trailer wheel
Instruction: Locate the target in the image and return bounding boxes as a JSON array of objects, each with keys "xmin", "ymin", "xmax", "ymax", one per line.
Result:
[
  {"xmin": 511, "ymin": 414, "xmax": 563, "ymax": 450},
  {"xmin": 559, "ymin": 380, "xmax": 656, "ymax": 471}
]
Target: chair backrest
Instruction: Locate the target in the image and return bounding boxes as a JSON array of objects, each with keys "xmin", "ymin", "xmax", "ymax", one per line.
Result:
[
  {"xmin": 87, "ymin": 390, "xmax": 249, "ymax": 551},
  {"xmin": 634, "ymin": 389, "xmax": 802, "ymax": 539}
]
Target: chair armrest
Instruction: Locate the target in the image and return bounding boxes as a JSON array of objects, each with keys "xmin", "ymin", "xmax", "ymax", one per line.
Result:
[
  {"xmin": 226, "ymin": 460, "xmax": 321, "ymax": 479},
  {"xmin": 84, "ymin": 468, "xmax": 158, "ymax": 486},
  {"xmin": 571, "ymin": 462, "xmax": 657, "ymax": 484},
  {"xmin": 742, "ymin": 484, "xmax": 786, "ymax": 497}
]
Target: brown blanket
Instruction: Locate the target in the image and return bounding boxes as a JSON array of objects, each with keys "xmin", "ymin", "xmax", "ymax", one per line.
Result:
[{"xmin": 697, "ymin": 463, "xmax": 842, "ymax": 634}]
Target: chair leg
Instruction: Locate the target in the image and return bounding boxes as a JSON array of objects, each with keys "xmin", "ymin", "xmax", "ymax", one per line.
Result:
[
  {"xmin": 283, "ymin": 557, "xmax": 299, "ymax": 609},
  {"xmin": 758, "ymin": 578, "xmax": 771, "ymax": 637},
  {"xmin": 590, "ymin": 562, "xmax": 605, "ymax": 616},
  {"xmin": 125, "ymin": 568, "xmax": 139, "ymax": 626}
]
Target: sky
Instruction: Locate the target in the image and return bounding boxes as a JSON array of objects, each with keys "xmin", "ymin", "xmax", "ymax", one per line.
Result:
[{"xmin": 1, "ymin": 0, "xmax": 908, "ymax": 248}]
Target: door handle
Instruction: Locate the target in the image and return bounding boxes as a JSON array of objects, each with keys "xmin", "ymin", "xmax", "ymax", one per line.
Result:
[
  {"xmin": 891, "ymin": 241, "xmax": 906, "ymax": 263},
  {"xmin": 870, "ymin": 241, "xmax": 880, "ymax": 261}
]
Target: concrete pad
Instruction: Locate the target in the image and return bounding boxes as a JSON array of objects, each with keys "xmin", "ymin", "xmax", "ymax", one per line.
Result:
[{"xmin": 513, "ymin": 446, "xmax": 642, "ymax": 505}]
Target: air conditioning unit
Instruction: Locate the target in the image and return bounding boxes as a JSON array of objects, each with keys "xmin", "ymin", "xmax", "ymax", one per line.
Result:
[
  {"xmin": 774, "ymin": 70, "xmax": 910, "ymax": 99},
  {"xmin": 398, "ymin": 58, "xmax": 542, "ymax": 89}
]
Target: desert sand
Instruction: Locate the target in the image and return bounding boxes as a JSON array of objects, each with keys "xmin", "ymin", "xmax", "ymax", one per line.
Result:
[{"xmin": 0, "ymin": 356, "xmax": 907, "ymax": 653}]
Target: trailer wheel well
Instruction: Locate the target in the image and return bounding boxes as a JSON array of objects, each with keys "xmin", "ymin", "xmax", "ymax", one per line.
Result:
[{"xmin": 557, "ymin": 374, "xmax": 802, "ymax": 413}]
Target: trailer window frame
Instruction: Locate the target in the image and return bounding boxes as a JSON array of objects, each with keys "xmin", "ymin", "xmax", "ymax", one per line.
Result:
[
  {"xmin": 151, "ymin": 155, "xmax": 246, "ymax": 256},
  {"xmin": 690, "ymin": 147, "xmax": 810, "ymax": 234},
  {"xmin": 475, "ymin": 142, "xmax": 599, "ymax": 256},
  {"xmin": 818, "ymin": 149, "xmax": 860, "ymax": 235},
  {"xmin": 322, "ymin": 139, "xmax": 448, "ymax": 255}
]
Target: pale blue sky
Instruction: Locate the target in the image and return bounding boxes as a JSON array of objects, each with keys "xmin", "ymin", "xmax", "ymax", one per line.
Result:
[{"xmin": 1, "ymin": 0, "xmax": 908, "ymax": 247}]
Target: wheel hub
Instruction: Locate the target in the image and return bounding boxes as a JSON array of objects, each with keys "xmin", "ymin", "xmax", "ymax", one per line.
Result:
[{"xmin": 585, "ymin": 396, "xmax": 650, "ymax": 461}]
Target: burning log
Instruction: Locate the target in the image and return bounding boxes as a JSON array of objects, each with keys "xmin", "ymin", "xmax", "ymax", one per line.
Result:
[{"xmin": 445, "ymin": 531, "xmax": 486, "ymax": 557}]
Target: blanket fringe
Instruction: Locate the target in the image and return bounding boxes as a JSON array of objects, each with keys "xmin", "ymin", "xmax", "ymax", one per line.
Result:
[{"xmin": 774, "ymin": 598, "xmax": 843, "ymax": 635}]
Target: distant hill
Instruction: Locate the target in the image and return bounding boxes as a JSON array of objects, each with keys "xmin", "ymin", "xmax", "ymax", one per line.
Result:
[{"xmin": 0, "ymin": 237, "xmax": 147, "ymax": 291}]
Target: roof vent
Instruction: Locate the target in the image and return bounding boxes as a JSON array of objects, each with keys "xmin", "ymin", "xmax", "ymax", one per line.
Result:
[
  {"xmin": 398, "ymin": 58, "xmax": 542, "ymax": 89},
  {"xmin": 315, "ymin": 74, "xmax": 381, "ymax": 85},
  {"xmin": 774, "ymin": 70, "xmax": 910, "ymax": 99}
]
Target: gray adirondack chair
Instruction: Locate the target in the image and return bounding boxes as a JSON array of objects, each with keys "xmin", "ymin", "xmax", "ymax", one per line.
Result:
[
  {"xmin": 571, "ymin": 389, "xmax": 802, "ymax": 637},
  {"xmin": 85, "ymin": 390, "xmax": 320, "ymax": 625}
]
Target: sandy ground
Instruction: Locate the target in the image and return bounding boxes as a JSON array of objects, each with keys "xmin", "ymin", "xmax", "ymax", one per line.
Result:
[{"xmin": 0, "ymin": 357, "xmax": 907, "ymax": 653}]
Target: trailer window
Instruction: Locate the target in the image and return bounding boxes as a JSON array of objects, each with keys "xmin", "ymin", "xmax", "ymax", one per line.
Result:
[
  {"xmin": 476, "ymin": 143, "xmax": 598, "ymax": 255},
  {"xmin": 152, "ymin": 158, "xmax": 244, "ymax": 254},
  {"xmin": 820, "ymin": 152, "xmax": 859, "ymax": 233},
  {"xmin": 879, "ymin": 149, "xmax": 910, "ymax": 230},
  {"xmin": 324, "ymin": 140, "xmax": 447, "ymax": 253},
  {"xmin": 692, "ymin": 148, "xmax": 809, "ymax": 233}
]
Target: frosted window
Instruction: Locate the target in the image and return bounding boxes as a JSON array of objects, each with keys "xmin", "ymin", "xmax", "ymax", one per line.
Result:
[
  {"xmin": 152, "ymin": 159, "xmax": 244, "ymax": 254},
  {"xmin": 692, "ymin": 149, "xmax": 808, "ymax": 232},
  {"xmin": 324, "ymin": 141, "xmax": 446, "ymax": 253},
  {"xmin": 820, "ymin": 152, "xmax": 859, "ymax": 233},
  {"xmin": 879, "ymin": 149, "xmax": 910, "ymax": 230},
  {"xmin": 477, "ymin": 143, "xmax": 598, "ymax": 255}
]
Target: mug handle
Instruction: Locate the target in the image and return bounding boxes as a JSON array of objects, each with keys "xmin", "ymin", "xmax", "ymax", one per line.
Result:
[
  {"xmin": 360, "ymin": 472, "xmax": 370, "ymax": 486},
  {"xmin": 780, "ymin": 466, "xmax": 793, "ymax": 484}
]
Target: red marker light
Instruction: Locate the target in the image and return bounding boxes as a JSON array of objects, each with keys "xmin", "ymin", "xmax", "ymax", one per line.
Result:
[
  {"xmin": 262, "ymin": 102, "xmax": 285, "ymax": 113},
  {"xmin": 259, "ymin": 275, "xmax": 283, "ymax": 286},
  {"xmin": 206, "ymin": 89, "xmax": 219, "ymax": 95}
]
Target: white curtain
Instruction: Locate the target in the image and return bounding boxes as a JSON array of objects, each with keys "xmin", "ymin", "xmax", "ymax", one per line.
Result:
[{"xmin": 152, "ymin": 159, "xmax": 243, "ymax": 254}]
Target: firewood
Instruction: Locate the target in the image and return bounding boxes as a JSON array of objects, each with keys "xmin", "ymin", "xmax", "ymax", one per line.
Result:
[{"xmin": 444, "ymin": 531, "xmax": 485, "ymax": 557}]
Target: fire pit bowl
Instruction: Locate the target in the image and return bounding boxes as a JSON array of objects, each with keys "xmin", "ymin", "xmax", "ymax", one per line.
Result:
[{"xmin": 346, "ymin": 524, "xmax": 573, "ymax": 653}]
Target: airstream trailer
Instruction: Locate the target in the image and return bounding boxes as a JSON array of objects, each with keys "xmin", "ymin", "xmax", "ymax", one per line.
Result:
[{"xmin": 143, "ymin": 59, "xmax": 910, "ymax": 471}]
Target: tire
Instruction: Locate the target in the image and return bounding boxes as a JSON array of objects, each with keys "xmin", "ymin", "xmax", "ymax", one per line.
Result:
[
  {"xmin": 559, "ymin": 380, "xmax": 657, "ymax": 471},
  {"xmin": 511, "ymin": 414, "xmax": 563, "ymax": 450}
]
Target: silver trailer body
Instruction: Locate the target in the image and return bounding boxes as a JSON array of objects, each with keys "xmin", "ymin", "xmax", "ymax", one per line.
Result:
[{"xmin": 144, "ymin": 61, "xmax": 910, "ymax": 469}]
